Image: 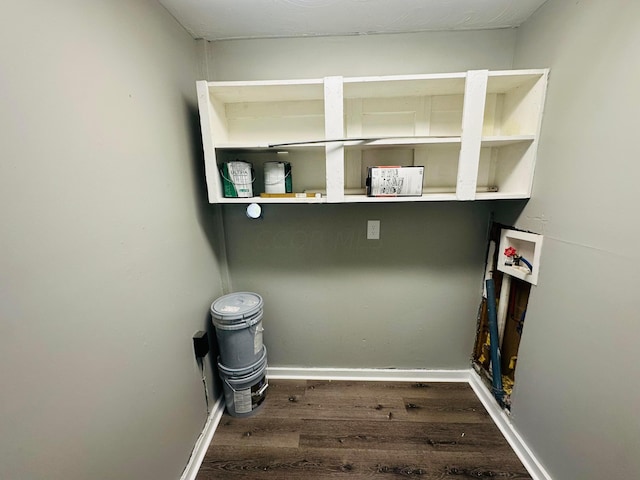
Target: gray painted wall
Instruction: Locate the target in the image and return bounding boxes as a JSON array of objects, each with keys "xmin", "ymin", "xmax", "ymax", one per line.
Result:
[
  {"xmin": 223, "ymin": 202, "xmax": 492, "ymax": 368},
  {"xmin": 501, "ymin": 1, "xmax": 640, "ymax": 478},
  {"xmin": 206, "ymin": 31, "xmax": 516, "ymax": 368},
  {"xmin": 205, "ymin": 29, "xmax": 517, "ymax": 80},
  {"xmin": 0, "ymin": 1, "xmax": 223, "ymax": 479}
]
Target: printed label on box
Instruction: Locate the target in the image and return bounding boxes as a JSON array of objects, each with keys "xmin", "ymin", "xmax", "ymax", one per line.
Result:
[{"xmin": 367, "ymin": 166, "xmax": 424, "ymax": 196}]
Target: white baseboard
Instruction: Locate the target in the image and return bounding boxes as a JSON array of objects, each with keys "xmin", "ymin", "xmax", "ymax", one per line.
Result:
[
  {"xmin": 267, "ymin": 366, "xmax": 470, "ymax": 382},
  {"xmin": 181, "ymin": 368, "xmax": 551, "ymax": 480},
  {"xmin": 179, "ymin": 396, "xmax": 225, "ymax": 480},
  {"xmin": 468, "ymin": 371, "xmax": 552, "ymax": 480}
]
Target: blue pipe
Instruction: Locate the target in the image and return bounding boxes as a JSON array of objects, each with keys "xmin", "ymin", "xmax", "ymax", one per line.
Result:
[
  {"xmin": 517, "ymin": 308, "xmax": 527, "ymax": 335},
  {"xmin": 485, "ymin": 279, "xmax": 504, "ymax": 403},
  {"xmin": 519, "ymin": 256, "xmax": 533, "ymax": 272}
]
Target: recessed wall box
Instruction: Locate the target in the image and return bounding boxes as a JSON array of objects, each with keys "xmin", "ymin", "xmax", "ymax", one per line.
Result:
[
  {"xmin": 366, "ymin": 166, "xmax": 424, "ymax": 197},
  {"xmin": 497, "ymin": 229, "xmax": 543, "ymax": 285}
]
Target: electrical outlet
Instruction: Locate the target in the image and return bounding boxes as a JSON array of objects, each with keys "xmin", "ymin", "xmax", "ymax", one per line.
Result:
[{"xmin": 367, "ymin": 220, "xmax": 380, "ymax": 240}]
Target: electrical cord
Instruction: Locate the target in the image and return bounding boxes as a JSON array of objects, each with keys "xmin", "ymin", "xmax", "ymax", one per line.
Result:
[{"xmin": 198, "ymin": 357, "xmax": 210, "ymax": 415}]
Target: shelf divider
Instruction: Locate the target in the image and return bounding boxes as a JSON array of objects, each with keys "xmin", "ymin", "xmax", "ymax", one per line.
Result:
[
  {"xmin": 457, "ymin": 70, "xmax": 488, "ymax": 201},
  {"xmin": 324, "ymin": 76, "xmax": 345, "ymax": 203}
]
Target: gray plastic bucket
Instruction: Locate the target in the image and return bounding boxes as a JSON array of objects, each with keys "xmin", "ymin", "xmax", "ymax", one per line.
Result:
[
  {"xmin": 218, "ymin": 347, "xmax": 268, "ymax": 417},
  {"xmin": 211, "ymin": 292, "xmax": 264, "ymax": 368}
]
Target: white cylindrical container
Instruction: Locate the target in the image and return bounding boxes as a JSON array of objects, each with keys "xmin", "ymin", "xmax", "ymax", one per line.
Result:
[{"xmin": 264, "ymin": 161, "xmax": 292, "ymax": 194}]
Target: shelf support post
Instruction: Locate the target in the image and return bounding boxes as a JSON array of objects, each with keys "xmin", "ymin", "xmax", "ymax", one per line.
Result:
[
  {"xmin": 457, "ymin": 70, "xmax": 488, "ymax": 200},
  {"xmin": 324, "ymin": 76, "xmax": 344, "ymax": 203}
]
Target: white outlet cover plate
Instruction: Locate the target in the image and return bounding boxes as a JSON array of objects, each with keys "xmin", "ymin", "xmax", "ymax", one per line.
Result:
[{"xmin": 367, "ymin": 220, "xmax": 380, "ymax": 240}]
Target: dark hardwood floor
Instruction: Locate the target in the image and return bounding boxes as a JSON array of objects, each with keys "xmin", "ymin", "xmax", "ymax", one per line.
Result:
[{"xmin": 196, "ymin": 380, "xmax": 532, "ymax": 479}]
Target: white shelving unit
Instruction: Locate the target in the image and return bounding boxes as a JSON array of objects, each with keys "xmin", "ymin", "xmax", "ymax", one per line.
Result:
[{"xmin": 196, "ymin": 69, "xmax": 548, "ymax": 204}]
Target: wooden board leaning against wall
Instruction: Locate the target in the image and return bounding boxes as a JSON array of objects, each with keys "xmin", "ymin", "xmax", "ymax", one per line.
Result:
[{"xmin": 473, "ymin": 222, "xmax": 531, "ymax": 409}]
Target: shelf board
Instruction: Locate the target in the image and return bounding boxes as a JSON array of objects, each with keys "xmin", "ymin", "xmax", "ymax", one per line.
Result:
[
  {"xmin": 474, "ymin": 192, "xmax": 529, "ymax": 200},
  {"xmin": 216, "ymin": 136, "xmax": 462, "ymax": 150},
  {"xmin": 206, "ymin": 79, "xmax": 325, "ymax": 103},
  {"xmin": 344, "ymin": 136, "xmax": 461, "ymax": 148},
  {"xmin": 215, "ymin": 143, "xmax": 325, "ymax": 151},
  {"xmin": 215, "ymin": 196, "xmax": 326, "ymax": 204},
  {"xmin": 214, "ymin": 192, "xmax": 532, "ymax": 203},
  {"xmin": 343, "ymin": 193, "xmax": 458, "ymax": 203},
  {"xmin": 216, "ymin": 135, "xmax": 525, "ymax": 150},
  {"xmin": 344, "ymin": 73, "xmax": 467, "ymax": 97},
  {"xmin": 481, "ymin": 135, "xmax": 535, "ymax": 147},
  {"xmin": 486, "ymin": 70, "xmax": 547, "ymax": 93}
]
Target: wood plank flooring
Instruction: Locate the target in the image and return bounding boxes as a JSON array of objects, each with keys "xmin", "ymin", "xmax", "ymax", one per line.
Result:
[{"xmin": 197, "ymin": 380, "xmax": 531, "ymax": 479}]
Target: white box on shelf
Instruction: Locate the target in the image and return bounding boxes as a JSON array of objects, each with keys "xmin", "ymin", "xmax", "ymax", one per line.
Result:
[{"xmin": 366, "ymin": 166, "xmax": 424, "ymax": 197}]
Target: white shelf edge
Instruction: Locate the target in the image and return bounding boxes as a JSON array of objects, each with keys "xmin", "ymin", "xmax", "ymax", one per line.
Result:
[
  {"xmin": 343, "ymin": 72, "xmax": 467, "ymax": 84},
  {"xmin": 481, "ymin": 135, "xmax": 535, "ymax": 147},
  {"xmin": 342, "ymin": 194, "xmax": 458, "ymax": 203},
  {"xmin": 215, "ymin": 197, "xmax": 326, "ymax": 204},
  {"xmin": 344, "ymin": 136, "xmax": 462, "ymax": 148},
  {"xmin": 486, "ymin": 69, "xmax": 548, "ymax": 94},
  {"xmin": 215, "ymin": 143, "xmax": 326, "ymax": 150},
  {"xmin": 487, "ymin": 68, "xmax": 549, "ymax": 78},
  {"xmin": 206, "ymin": 78, "xmax": 325, "ymax": 88},
  {"xmin": 213, "ymin": 191, "xmax": 526, "ymax": 204},
  {"xmin": 474, "ymin": 192, "xmax": 530, "ymax": 200},
  {"xmin": 215, "ymin": 136, "xmax": 463, "ymax": 150},
  {"xmin": 343, "ymin": 73, "xmax": 468, "ymax": 98},
  {"xmin": 206, "ymin": 79, "xmax": 326, "ymax": 103}
]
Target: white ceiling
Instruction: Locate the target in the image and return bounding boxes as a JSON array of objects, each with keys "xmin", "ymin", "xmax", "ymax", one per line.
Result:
[{"xmin": 159, "ymin": 0, "xmax": 548, "ymax": 41}]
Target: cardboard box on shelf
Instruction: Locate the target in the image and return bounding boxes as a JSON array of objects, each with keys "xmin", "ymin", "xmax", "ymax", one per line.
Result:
[{"xmin": 366, "ymin": 166, "xmax": 424, "ymax": 197}]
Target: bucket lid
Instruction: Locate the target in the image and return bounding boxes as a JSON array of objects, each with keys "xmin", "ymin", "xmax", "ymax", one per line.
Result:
[
  {"xmin": 218, "ymin": 346, "xmax": 267, "ymax": 378},
  {"xmin": 211, "ymin": 292, "xmax": 263, "ymax": 321}
]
